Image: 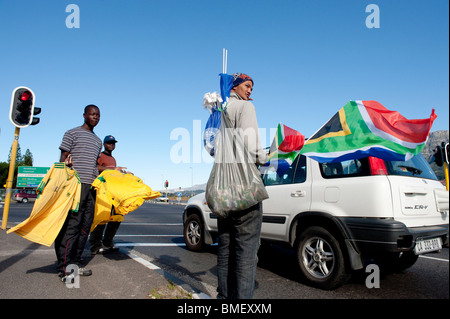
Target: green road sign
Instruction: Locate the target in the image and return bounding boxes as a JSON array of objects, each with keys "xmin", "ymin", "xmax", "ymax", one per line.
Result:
[{"xmin": 16, "ymin": 166, "xmax": 50, "ymax": 188}]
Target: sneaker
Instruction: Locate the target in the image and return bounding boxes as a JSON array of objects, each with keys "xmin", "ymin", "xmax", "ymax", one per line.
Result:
[
  {"xmin": 78, "ymin": 267, "xmax": 92, "ymax": 276},
  {"xmin": 103, "ymin": 246, "xmax": 119, "ymax": 253},
  {"xmin": 91, "ymin": 248, "xmax": 102, "ymax": 255},
  {"xmin": 103, "ymin": 243, "xmax": 119, "ymax": 252},
  {"xmin": 99, "ymin": 245, "xmax": 119, "ymax": 254},
  {"xmin": 61, "ymin": 273, "xmax": 75, "ymax": 283},
  {"xmin": 90, "ymin": 243, "xmax": 103, "ymax": 255}
]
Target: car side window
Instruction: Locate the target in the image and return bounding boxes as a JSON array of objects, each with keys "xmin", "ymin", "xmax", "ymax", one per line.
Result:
[
  {"xmin": 263, "ymin": 164, "xmax": 295, "ymax": 186},
  {"xmin": 293, "ymin": 155, "xmax": 307, "ymax": 183},
  {"xmin": 320, "ymin": 158, "xmax": 370, "ymax": 178},
  {"xmin": 262, "ymin": 155, "xmax": 307, "ymax": 186}
]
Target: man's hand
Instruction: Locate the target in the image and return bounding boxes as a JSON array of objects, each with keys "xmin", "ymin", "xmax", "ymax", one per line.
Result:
[{"xmin": 115, "ymin": 166, "xmax": 128, "ymax": 173}]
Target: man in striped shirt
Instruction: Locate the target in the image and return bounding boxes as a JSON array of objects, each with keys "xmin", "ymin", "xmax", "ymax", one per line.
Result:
[{"xmin": 56, "ymin": 104, "xmax": 102, "ymax": 281}]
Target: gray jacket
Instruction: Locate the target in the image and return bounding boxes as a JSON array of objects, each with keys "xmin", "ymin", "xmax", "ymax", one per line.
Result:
[{"xmin": 225, "ymin": 92, "xmax": 268, "ymax": 166}]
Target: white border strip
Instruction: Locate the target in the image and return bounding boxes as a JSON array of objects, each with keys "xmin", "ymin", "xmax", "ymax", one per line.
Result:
[
  {"xmin": 120, "ymin": 223, "xmax": 183, "ymax": 226},
  {"xmin": 355, "ymin": 100, "xmax": 424, "ymax": 149},
  {"xmin": 116, "ymin": 243, "xmax": 186, "ymax": 247},
  {"xmin": 115, "ymin": 235, "xmax": 182, "ymax": 237}
]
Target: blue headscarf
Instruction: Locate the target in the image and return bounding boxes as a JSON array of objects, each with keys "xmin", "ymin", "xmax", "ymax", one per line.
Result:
[{"xmin": 232, "ymin": 73, "xmax": 253, "ymax": 88}]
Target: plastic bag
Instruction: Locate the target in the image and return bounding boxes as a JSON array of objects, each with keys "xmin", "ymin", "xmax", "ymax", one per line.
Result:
[
  {"xmin": 202, "ymin": 92, "xmax": 223, "ymax": 157},
  {"xmin": 205, "ymin": 110, "xmax": 269, "ymax": 218},
  {"xmin": 203, "ymin": 110, "xmax": 221, "ymax": 157}
]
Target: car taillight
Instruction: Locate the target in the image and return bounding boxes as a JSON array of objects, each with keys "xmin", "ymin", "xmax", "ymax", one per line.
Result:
[{"xmin": 369, "ymin": 157, "xmax": 388, "ymax": 175}]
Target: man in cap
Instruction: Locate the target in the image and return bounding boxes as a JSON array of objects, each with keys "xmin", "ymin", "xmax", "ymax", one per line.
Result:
[
  {"xmin": 216, "ymin": 73, "xmax": 268, "ymax": 299},
  {"xmin": 90, "ymin": 135, "xmax": 127, "ymax": 254},
  {"xmin": 96, "ymin": 135, "xmax": 127, "ymax": 173}
]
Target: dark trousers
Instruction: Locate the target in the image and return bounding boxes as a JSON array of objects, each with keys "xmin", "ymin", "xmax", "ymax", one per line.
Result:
[
  {"xmin": 89, "ymin": 221, "xmax": 121, "ymax": 251},
  {"xmin": 54, "ymin": 184, "xmax": 96, "ymax": 274},
  {"xmin": 216, "ymin": 203, "xmax": 263, "ymax": 299}
]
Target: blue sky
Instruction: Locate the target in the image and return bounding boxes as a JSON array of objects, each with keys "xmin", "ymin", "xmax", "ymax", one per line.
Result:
[{"xmin": 0, "ymin": 0, "xmax": 448, "ymax": 190}]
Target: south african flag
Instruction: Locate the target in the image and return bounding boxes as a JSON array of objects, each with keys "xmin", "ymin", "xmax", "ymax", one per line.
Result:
[
  {"xmin": 261, "ymin": 123, "xmax": 305, "ymax": 176},
  {"xmin": 299, "ymin": 100, "xmax": 437, "ymax": 163}
]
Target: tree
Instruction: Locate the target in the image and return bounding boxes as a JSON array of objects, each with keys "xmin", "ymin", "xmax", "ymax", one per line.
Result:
[
  {"xmin": 23, "ymin": 149, "xmax": 33, "ymax": 166},
  {"xmin": 8, "ymin": 144, "xmax": 22, "ymax": 165},
  {"xmin": 1, "ymin": 145, "xmax": 34, "ymax": 188},
  {"xmin": 0, "ymin": 162, "xmax": 9, "ymax": 188}
]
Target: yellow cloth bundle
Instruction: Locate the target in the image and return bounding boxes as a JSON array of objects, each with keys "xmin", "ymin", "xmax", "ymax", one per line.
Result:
[
  {"xmin": 91, "ymin": 170, "xmax": 160, "ymax": 231},
  {"xmin": 7, "ymin": 163, "xmax": 81, "ymax": 247}
]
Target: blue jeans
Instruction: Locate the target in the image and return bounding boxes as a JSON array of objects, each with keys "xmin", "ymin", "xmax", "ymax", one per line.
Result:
[{"xmin": 216, "ymin": 203, "xmax": 263, "ymax": 299}]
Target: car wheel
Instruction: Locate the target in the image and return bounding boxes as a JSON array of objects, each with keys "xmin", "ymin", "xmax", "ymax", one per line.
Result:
[
  {"xmin": 184, "ymin": 214, "xmax": 206, "ymax": 252},
  {"xmin": 22, "ymin": 198, "xmax": 28, "ymax": 203},
  {"xmin": 295, "ymin": 226, "xmax": 348, "ymax": 290}
]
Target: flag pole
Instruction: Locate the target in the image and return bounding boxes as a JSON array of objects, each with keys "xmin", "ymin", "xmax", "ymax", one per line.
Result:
[{"xmin": 223, "ymin": 48, "xmax": 228, "ymax": 74}]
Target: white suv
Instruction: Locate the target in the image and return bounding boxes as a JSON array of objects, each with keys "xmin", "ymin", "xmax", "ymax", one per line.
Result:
[{"xmin": 183, "ymin": 154, "xmax": 449, "ymax": 289}]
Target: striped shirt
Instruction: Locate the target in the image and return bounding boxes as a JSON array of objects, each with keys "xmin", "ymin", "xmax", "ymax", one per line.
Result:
[{"xmin": 59, "ymin": 126, "xmax": 102, "ymax": 184}]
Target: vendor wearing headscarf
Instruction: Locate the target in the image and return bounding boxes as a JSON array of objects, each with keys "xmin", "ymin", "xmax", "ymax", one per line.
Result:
[{"xmin": 216, "ymin": 72, "xmax": 267, "ymax": 299}]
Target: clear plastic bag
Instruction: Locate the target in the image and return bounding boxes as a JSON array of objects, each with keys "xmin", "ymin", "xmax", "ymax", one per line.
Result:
[{"xmin": 205, "ymin": 110, "xmax": 269, "ymax": 218}]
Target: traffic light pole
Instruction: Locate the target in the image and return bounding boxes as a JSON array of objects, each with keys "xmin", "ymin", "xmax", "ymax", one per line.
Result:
[
  {"xmin": 445, "ymin": 143, "xmax": 449, "ymax": 191},
  {"xmin": 2, "ymin": 127, "xmax": 20, "ymax": 230},
  {"xmin": 444, "ymin": 162, "xmax": 449, "ymax": 191}
]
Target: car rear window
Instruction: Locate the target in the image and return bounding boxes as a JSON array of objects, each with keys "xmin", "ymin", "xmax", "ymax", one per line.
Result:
[
  {"xmin": 319, "ymin": 154, "xmax": 438, "ymax": 180},
  {"xmin": 384, "ymin": 153, "xmax": 438, "ymax": 180}
]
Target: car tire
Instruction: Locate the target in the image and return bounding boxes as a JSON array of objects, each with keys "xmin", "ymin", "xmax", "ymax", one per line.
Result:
[
  {"xmin": 22, "ymin": 198, "xmax": 28, "ymax": 203},
  {"xmin": 295, "ymin": 226, "xmax": 348, "ymax": 290},
  {"xmin": 184, "ymin": 214, "xmax": 206, "ymax": 252}
]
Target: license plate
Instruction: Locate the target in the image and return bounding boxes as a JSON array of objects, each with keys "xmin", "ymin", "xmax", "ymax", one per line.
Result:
[{"xmin": 414, "ymin": 237, "xmax": 442, "ymax": 255}]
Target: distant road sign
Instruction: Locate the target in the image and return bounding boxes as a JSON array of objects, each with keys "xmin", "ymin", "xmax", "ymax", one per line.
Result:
[
  {"xmin": 16, "ymin": 166, "xmax": 50, "ymax": 188},
  {"xmin": 177, "ymin": 192, "xmax": 182, "ymax": 197}
]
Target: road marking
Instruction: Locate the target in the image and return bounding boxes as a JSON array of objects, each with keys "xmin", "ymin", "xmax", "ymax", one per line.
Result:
[
  {"xmin": 115, "ymin": 243, "xmax": 186, "ymax": 247},
  {"xmin": 120, "ymin": 223, "xmax": 183, "ymax": 226},
  {"xmin": 419, "ymin": 255, "xmax": 449, "ymax": 262},
  {"xmin": 123, "ymin": 250, "xmax": 162, "ymax": 270},
  {"xmin": 115, "ymin": 234, "xmax": 182, "ymax": 237}
]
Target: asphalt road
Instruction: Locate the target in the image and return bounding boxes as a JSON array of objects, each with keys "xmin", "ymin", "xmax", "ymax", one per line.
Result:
[{"xmin": 2, "ymin": 201, "xmax": 449, "ymax": 299}]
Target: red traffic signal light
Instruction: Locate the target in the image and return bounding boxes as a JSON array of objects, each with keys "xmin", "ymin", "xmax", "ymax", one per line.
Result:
[
  {"xmin": 9, "ymin": 86, "xmax": 40, "ymax": 128},
  {"xmin": 20, "ymin": 91, "xmax": 31, "ymax": 101},
  {"xmin": 165, "ymin": 180, "xmax": 169, "ymax": 188}
]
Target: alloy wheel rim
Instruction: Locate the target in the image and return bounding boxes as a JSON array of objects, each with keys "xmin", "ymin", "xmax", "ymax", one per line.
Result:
[
  {"xmin": 302, "ymin": 237, "xmax": 335, "ymax": 278},
  {"xmin": 187, "ymin": 221, "xmax": 201, "ymax": 245}
]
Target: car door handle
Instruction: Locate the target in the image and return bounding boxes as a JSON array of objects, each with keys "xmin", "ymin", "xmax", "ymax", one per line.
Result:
[{"xmin": 291, "ymin": 190, "xmax": 306, "ymax": 197}]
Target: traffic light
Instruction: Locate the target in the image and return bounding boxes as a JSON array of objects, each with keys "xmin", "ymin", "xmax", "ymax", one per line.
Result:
[
  {"xmin": 9, "ymin": 86, "xmax": 41, "ymax": 128},
  {"xmin": 433, "ymin": 145, "xmax": 444, "ymax": 167},
  {"xmin": 165, "ymin": 180, "xmax": 169, "ymax": 188}
]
